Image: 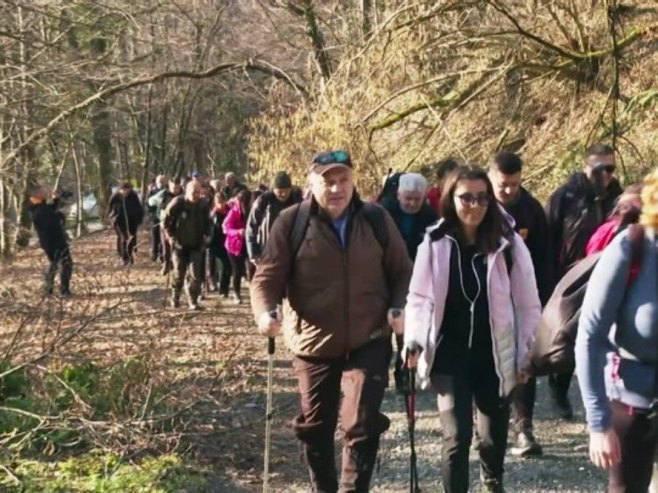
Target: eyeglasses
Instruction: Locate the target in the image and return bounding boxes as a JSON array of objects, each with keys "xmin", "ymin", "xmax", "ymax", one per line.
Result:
[
  {"xmin": 456, "ymin": 193, "xmax": 490, "ymax": 208},
  {"xmin": 312, "ymin": 150, "xmax": 351, "ymax": 167},
  {"xmin": 593, "ymin": 164, "xmax": 616, "ymax": 174}
]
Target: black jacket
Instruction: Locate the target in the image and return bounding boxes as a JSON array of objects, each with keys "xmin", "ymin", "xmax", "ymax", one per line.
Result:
[
  {"xmin": 246, "ymin": 189, "xmax": 303, "ymax": 259},
  {"xmin": 545, "ymin": 172, "xmax": 622, "ymax": 285},
  {"xmin": 107, "ymin": 190, "xmax": 144, "ymax": 231},
  {"xmin": 381, "ymin": 198, "xmax": 437, "ymax": 260},
  {"xmin": 30, "ymin": 201, "xmax": 68, "ymax": 255},
  {"xmin": 503, "ymin": 187, "xmax": 552, "ymax": 305},
  {"xmin": 220, "ymin": 181, "xmax": 248, "ymax": 199}
]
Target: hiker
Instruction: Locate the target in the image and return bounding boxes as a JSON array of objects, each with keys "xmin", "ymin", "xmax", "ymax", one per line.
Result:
[
  {"xmin": 381, "ymin": 172, "xmax": 437, "ymax": 392},
  {"xmin": 488, "ymin": 151, "xmax": 550, "ymax": 457},
  {"xmin": 107, "ymin": 182, "xmax": 144, "ymax": 266},
  {"xmin": 147, "ymin": 174, "xmax": 167, "ymax": 262},
  {"xmin": 251, "ymin": 150, "xmax": 412, "ymax": 493},
  {"xmin": 162, "ymin": 181, "xmax": 210, "ymax": 310},
  {"xmin": 575, "ymin": 169, "xmax": 658, "ymax": 492},
  {"xmin": 585, "ymin": 184, "xmax": 642, "ymax": 256},
  {"xmin": 148, "ymin": 177, "xmax": 183, "ymax": 275},
  {"xmin": 426, "ymin": 157, "xmax": 459, "ymax": 217},
  {"xmin": 545, "ymin": 143, "xmax": 623, "ymax": 419},
  {"xmin": 246, "ymin": 171, "xmax": 302, "ymax": 274},
  {"xmin": 209, "ymin": 191, "xmax": 232, "ymax": 298},
  {"xmin": 223, "ymin": 189, "xmax": 252, "ymax": 304},
  {"xmin": 29, "ymin": 187, "xmax": 73, "ymax": 297},
  {"xmin": 220, "ymin": 171, "xmax": 248, "ymax": 198},
  {"xmin": 404, "ymin": 165, "xmax": 541, "ymax": 493}
]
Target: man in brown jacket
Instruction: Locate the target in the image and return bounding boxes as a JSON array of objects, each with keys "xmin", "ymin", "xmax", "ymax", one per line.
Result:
[{"xmin": 251, "ymin": 150, "xmax": 412, "ymax": 493}]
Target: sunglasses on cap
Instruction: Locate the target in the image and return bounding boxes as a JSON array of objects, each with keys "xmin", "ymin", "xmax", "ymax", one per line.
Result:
[
  {"xmin": 311, "ymin": 150, "xmax": 352, "ymax": 167},
  {"xmin": 456, "ymin": 192, "xmax": 491, "ymax": 208},
  {"xmin": 593, "ymin": 163, "xmax": 616, "ymax": 174}
]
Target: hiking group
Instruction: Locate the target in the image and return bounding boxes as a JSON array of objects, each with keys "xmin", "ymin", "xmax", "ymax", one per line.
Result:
[{"xmin": 27, "ymin": 143, "xmax": 658, "ymax": 492}]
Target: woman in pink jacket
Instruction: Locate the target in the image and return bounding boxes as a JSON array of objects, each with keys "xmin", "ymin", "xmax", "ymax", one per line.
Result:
[
  {"xmin": 404, "ymin": 165, "xmax": 541, "ymax": 493},
  {"xmin": 223, "ymin": 189, "xmax": 252, "ymax": 304}
]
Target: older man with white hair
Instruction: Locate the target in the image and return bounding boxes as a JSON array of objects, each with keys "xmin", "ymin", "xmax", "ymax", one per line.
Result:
[
  {"xmin": 251, "ymin": 150, "xmax": 412, "ymax": 493},
  {"xmin": 381, "ymin": 172, "xmax": 438, "ymax": 391},
  {"xmin": 220, "ymin": 171, "xmax": 247, "ymax": 198}
]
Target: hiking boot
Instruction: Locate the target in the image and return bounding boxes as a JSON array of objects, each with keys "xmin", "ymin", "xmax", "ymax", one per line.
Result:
[
  {"xmin": 60, "ymin": 290, "xmax": 73, "ymax": 299},
  {"xmin": 510, "ymin": 430, "xmax": 542, "ymax": 457},
  {"xmin": 170, "ymin": 297, "xmax": 180, "ymax": 309},
  {"xmin": 232, "ymin": 293, "xmax": 242, "ymax": 305},
  {"xmin": 188, "ymin": 302, "xmax": 201, "ymax": 311},
  {"xmin": 481, "ymin": 479, "xmax": 505, "ymax": 493}
]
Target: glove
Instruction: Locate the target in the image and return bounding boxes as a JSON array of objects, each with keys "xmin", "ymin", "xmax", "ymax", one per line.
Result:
[
  {"xmin": 257, "ymin": 309, "xmax": 281, "ymax": 337},
  {"xmin": 387, "ymin": 308, "xmax": 405, "ymax": 335}
]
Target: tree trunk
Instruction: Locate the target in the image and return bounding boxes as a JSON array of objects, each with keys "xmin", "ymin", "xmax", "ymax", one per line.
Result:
[
  {"xmin": 300, "ymin": 0, "xmax": 332, "ymax": 82},
  {"xmin": 92, "ymin": 103, "xmax": 113, "ymax": 219},
  {"xmin": 71, "ymin": 140, "xmax": 87, "ymax": 238},
  {"xmin": 139, "ymin": 85, "xmax": 154, "ymax": 205}
]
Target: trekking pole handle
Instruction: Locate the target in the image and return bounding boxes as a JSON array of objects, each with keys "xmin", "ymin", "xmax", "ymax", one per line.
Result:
[{"xmin": 268, "ymin": 337, "xmax": 275, "ymax": 355}]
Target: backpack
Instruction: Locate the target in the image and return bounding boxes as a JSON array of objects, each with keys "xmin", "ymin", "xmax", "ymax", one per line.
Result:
[
  {"xmin": 529, "ymin": 224, "xmax": 645, "ymax": 376},
  {"xmin": 289, "ymin": 200, "xmax": 388, "ymax": 261},
  {"xmin": 377, "ymin": 170, "xmax": 405, "ymax": 204}
]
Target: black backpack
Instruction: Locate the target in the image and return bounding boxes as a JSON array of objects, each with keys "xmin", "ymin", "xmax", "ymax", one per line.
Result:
[
  {"xmin": 529, "ymin": 224, "xmax": 645, "ymax": 376},
  {"xmin": 289, "ymin": 200, "xmax": 388, "ymax": 260},
  {"xmin": 377, "ymin": 170, "xmax": 405, "ymax": 204}
]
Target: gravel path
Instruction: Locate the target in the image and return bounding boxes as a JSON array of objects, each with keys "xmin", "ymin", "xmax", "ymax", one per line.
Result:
[{"xmin": 256, "ymin": 345, "xmax": 608, "ymax": 493}]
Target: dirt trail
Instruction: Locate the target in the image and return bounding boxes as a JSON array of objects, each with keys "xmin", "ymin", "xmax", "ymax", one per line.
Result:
[{"xmin": 0, "ymin": 230, "xmax": 607, "ymax": 492}]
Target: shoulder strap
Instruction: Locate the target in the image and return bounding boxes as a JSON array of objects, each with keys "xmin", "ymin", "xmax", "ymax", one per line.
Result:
[
  {"xmin": 361, "ymin": 203, "xmax": 388, "ymax": 250},
  {"xmin": 289, "ymin": 200, "xmax": 312, "ymax": 260}
]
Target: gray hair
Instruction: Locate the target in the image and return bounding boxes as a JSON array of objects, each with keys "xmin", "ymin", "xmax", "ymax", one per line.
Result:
[{"xmin": 398, "ymin": 173, "xmax": 427, "ymax": 193}]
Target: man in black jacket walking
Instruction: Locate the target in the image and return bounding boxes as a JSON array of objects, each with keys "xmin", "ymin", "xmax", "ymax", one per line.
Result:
[
  {"xmin": 29, "ymin": 187, "xmax": 73, "ymax": 297},
  {"xmin": 246, "ymin": 171, "xmax": 302, "ymax": 269},
  {"xmin": 107, "ymin": 182, "xmax": 144, "ymax": 265},
  {"xmin": 381, "ymin": 172, "xmax": 437, "ymax": 391},
  {"xmin": 545, "ymin": 143, "xmax": 622, "ymax": 419},
  {"xmin": 489, "ymin": 152, "xmax": 550, "ymax": 456}
]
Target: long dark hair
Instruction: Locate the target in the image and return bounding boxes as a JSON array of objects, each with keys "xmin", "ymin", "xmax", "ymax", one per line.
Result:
[
  {"xmin": 236, "ymin": 189, "xmax": 252, "ymax": 217},
  {"xmin": 439, "ymin": 165, "xmax": 512, "ymax": 253}
]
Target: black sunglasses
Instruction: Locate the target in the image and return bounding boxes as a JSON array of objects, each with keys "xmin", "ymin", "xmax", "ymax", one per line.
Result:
[
  {"xmin": 593, "ymin": 163, "xmax": 616, "ymax": 174},
  {"xmin": 312, "ymin": 150, "xmax": 351, "ymax": 167},
  {"xmin": 457, "ymin": 192, "xmax": 490, "ymax": 208}
]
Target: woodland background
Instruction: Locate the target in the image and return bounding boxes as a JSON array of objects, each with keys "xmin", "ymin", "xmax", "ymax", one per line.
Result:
[{"xmin": 0, "ymin": 0, "xmax": 656, "ymax": 257}]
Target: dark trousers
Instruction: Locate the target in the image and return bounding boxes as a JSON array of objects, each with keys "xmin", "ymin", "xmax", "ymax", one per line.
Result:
[
  {"xmin": 209, "ymin": 246, "xmax": 231, "ymax": 296},
  {"xmin": 150, "ymin": 223, "xmax": 162, "ymax": 261},
  {"xmin": 548, "ymin": 370, "xmax": 573, "ymax": 404},
  {"xmin": 160, "ymin": 229, "xmax": 172, "ymax": 268},
  {"xmin": 115, "ymin": 225, "xmax": 137, "ymax": 262},
  {"xmin": 44, "ymin": 245, "xmax": 73, "ymax": 294},
  {"xmin": 608, "ymin": 400, "xmax": 658, "ymax": 492},
  {"xmin": 291, "ymin": 338, "xmax": 391, "ymax": 493},
  {"xmin": 171, "ymin": 247, "xmax": 203, "ymax": 302},
  {"xmin": 512, "ymin": 377, "xmax": 537, "ymax": 433},
  {"xmin": 228, "ymin": 253, "xmax": 247, "ymax": 297},
  {"xmin": 432, "ymin": 367, "xmax": 510, "ymax": 493}
]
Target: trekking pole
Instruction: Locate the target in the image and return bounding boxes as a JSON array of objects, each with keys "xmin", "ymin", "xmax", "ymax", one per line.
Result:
[
  {"xmin": 263, "ymin": 317, "xmax": 277, "ymax": 493},
  {"xmin": 406, "ymin": 342, "xmax": 421, "ymax": 493}
]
